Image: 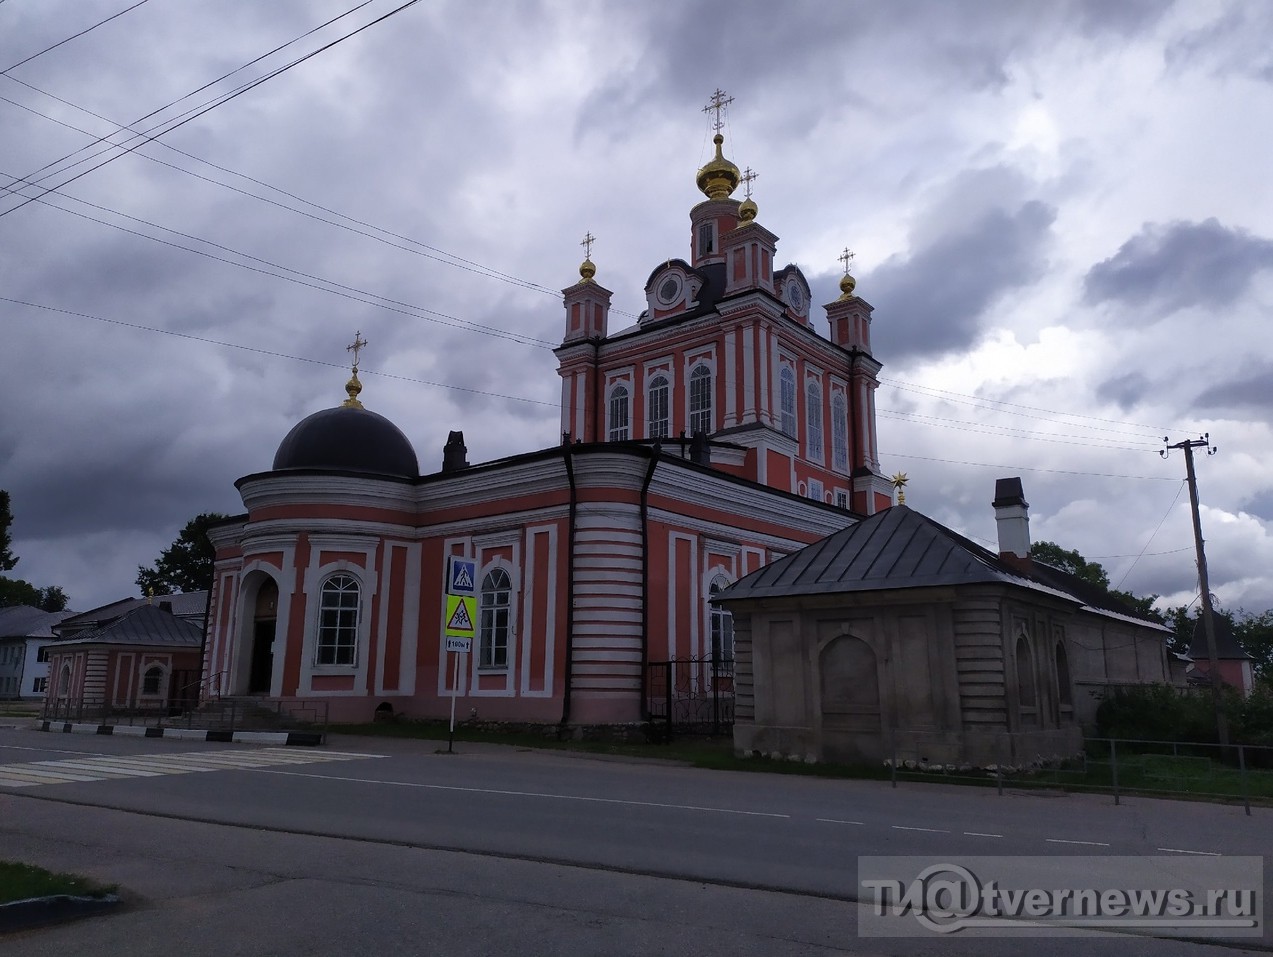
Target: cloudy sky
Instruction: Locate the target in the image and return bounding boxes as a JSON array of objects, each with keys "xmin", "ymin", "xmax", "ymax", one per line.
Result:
[{"xmin": 3, "ymin": 0, "xmax": 1271, "ymax": 616}]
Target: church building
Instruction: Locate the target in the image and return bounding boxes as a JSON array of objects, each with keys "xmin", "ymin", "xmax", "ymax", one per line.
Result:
[{"xmin": 202, "ymin": 95, "xmax": 894, "ymax": 727}]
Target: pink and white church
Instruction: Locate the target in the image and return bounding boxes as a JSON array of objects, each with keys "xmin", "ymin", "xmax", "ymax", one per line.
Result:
[{"xmin": 203, "ymin": 107, "xmax": 895, "ymax": 726}]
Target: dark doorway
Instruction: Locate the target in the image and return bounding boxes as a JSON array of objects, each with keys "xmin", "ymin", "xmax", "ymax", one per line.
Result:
[{"xmin": 249, "ymin": 619, "xmax": 275, "ymax": 694}]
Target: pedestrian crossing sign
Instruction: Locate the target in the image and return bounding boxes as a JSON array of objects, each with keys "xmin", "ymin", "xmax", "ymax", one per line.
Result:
[
  {"xmin": 447, "ymin": 556, "xmax": 476, "ymax": 595},
  {"xmin": 445, "ymin": 595, "xmax": 477, "ymax": 638}
]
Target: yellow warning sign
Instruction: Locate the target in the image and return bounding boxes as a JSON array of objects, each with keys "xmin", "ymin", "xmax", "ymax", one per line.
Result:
[{"xmin": 445, "ymin": 595, "xmax": 477, "ymax": 638}]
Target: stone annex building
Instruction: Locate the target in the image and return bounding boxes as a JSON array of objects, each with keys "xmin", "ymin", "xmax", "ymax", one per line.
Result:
[{"xmin": 202, "ymin": 99, "xmax": 896, "ymax": 727}]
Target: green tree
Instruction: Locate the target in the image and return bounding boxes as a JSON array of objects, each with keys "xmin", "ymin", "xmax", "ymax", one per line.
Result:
[
  {"xmin": 0, "ymin": 490, "xmax": 69, "ymax": 611},
  {"xmin": 1029, "ymin": 540, "xmax": 1161, "ymax": 619},
  {"xmin": 136, "ymin": 513, "xmax": 230, "ymax": 595},
  {"xmin": 0, "ymin": 490, "xmax": 18, "ymax": 571}
]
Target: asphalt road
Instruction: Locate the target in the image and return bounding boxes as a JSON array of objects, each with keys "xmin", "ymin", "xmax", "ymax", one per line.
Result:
[{"xmin": 2, "ymin": 726, "xmax": 1270, "ymax": 956}]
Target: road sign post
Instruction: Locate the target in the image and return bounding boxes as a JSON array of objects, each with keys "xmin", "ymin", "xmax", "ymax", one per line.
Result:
[{"xmin": 443, "ymin": 563, "xmax": 477, "ymax": 754}]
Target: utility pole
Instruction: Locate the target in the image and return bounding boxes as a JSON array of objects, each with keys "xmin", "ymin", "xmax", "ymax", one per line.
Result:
[{"xmin": 1162, "ymin": 434, "xmax": 1226, "ymax": 745}]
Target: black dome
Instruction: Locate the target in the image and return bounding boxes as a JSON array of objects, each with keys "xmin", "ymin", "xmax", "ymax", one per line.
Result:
[{"xmin": 273, "ymin": 406, "xmax": 418, "ymax": 479}]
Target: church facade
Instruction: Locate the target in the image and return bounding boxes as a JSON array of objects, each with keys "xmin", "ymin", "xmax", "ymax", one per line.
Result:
[{"xmin": 203, "ymin": 104, "xmax": 893, "ymax": 726}]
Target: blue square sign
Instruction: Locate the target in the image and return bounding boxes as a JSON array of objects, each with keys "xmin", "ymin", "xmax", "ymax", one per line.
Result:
[{"xmin": 447, "ymin": 556, "xmax": 476, "ymax": 596}]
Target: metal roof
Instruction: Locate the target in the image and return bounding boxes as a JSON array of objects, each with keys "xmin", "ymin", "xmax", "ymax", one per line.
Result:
[
  {"xmin": 0, "ymin": 606, "xmax": 76, "ymax": 639},
  {"xmin": 1188, "ymin": 615, "xmax": 1251, "ymax": 660},
  {"xmin": 718, "ymin": 505, "xmax": 1166, "ymax": 628},
  {"xmin": 57, "ymin": 591, "xmax": 208, "ymax": 634},
  {"xmin": 50, "ymin": 603, "xmax": 203, "ymax": 649}
]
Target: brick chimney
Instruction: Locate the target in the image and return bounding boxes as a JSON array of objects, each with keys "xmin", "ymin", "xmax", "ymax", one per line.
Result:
[{"xmin": 993, "ymin": 477, "xmax": 1031, "ymax": 560}]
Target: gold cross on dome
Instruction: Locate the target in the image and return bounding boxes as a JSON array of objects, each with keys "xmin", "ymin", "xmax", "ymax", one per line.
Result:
[
  {"xmin": 741, "ymin": 167, "xmax": 758, "ymax": 200},
  {"xmin": 702, "ymin": 88, "xmax": 734, "ymax": 132},
  {"xmin": 839, "ymin": 247, "xmax": 855, "ymax": 276},
  {"xmin": 580, "ymin": 231, "xmax": 596, "ymax": 259},
  {"xmin": 346, "ymin": 330, "xmax": 367, "ymax": 370}
]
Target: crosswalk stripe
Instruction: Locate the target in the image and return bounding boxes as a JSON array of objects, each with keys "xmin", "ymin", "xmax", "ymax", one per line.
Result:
[{"xmin": 0, "ymin": 747, "xmax": 384, "ymax": 789}]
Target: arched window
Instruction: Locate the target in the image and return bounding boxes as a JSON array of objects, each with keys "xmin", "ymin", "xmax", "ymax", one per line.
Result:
[
  {"xmin": 58, "ymin": 663, "xmax": 71, "ymax": 697},
  {"xmin": 141, "ymin": 664, "xmax": 165, "ymax": 697},
  {"xmin": 1055, "ymin": 642, "xmax": 1073, "ymax": 713},
  {"xmin": 647, "ymin": 375, "xmax": 670, "ymax": 439},
  {"xmin": 608, "ymin": 385, "xmax": 630, "ymax": 441},
  {"xmin": 689, "ymin": 364, "xmax": 713, "ymax": 435},
  {"xmin": 806, "ymin": 381, "xmax": 823, "ymax": 460},
  {"xmin": 479, "ymin": 568, "xmax": 511, "ymax": 670},
  {"xmin": 832, "ymin": 394, "xmax": 849, "ymax": 471},
  {"xmin": 708, "ymin": 577, "xmax": 734, "ymax": 668},
  {"xmin": 1015, "ymin": 633, "xmax": 1037, "ymax": 725},
  {"xmin": 779, "ymin": 366, "xmax": 797, "ymax": 436},
  {"xmin": 316, "ymin": 574, "xmax": 360, "ymax": 666}
]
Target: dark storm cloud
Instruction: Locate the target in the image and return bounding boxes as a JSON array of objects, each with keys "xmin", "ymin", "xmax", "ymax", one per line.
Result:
[
  {"xmin": 866, "ymin": 199, "xmax": 1056, "ymax": 362},
  {"xmin": 1083, "ymin": 219, "xmax": 1273, "ymax": 318},
  {"xmin": 1193, "ymin": 364, "xmax": 1273, "ymax": 417},
  {"xmin": 1166, "ymin": 2, "xmax": 1273, "ymax": 83},
  {"xmin": 1096, "ymin": 371, "xmax": 1156, "ymax": 411}
]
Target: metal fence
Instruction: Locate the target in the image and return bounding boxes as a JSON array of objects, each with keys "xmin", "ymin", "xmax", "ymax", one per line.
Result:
[
  {"xmin": 646, "ymin": 655, "xmax": 734, "ymax": 739},
  {"xmin": 40, "ymin": 693, "xmax": 328, "ymax": 741},
  {"xmin": 886, "ymin": 734, "xmax": 1273, "ymax": 816}
]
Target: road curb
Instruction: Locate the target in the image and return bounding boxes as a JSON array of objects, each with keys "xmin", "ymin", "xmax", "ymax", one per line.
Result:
[
  {"xmin": 0, "ymin": 894, "xmax": 121, "ymax": 935},
  {"xmin": 33, "ymin": 721, "xmax": 324, "ymax": 747}
]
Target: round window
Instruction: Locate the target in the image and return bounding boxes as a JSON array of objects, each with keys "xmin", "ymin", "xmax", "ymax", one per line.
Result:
[
  {"xmin": 789, "ymin": 282, "xmax": 804, "ymax": 311},
  {"xmin": 658, "ymin": 276, "xmax": 680, "ymax": 304}
]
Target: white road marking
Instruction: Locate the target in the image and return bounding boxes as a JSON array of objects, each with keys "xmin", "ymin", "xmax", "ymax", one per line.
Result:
[
  {"xmin": 255, "ymin": 768, "xmax": 792, "ymax": 818},
  {"xmin": 0, "ymin": 744, "xmax": 109, "ymax": 755},
  {"xmin": 1158, "ymin": 847, "xmax": 1222, "ymax": 856},
  {"xmin": 964, "ymin": 831, "xmax": 1003, "ymax": 838},
  {"xmin": 816, "ymin": 818, "xmax": 865, "ymax": 826},
  {"xmin": 1045, "ymin": 838, "xmax": 1110, "ymax": 846},
  {"xmin": 0, "ymin": 748, "xmax": 385, "ymax": 789},
  {"xmin": 891, "ymin": 825, "xmax": 949, "ymax": 833}
]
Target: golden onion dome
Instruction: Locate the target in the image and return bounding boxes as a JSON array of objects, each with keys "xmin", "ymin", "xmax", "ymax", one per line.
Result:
[
  {"xmin": 838, "ymin": 272, "xmax": 857, "ymax": 299},
  {"xmin": 696, "ymin": 133, "xmax": 740, "ymax": 200},
  {"xmin": 579, "ymin": 258, "xmax": 596, "ymax": 283},
  {"xmin": 737, "ymin": 197, "xmax": 758, "ymax": 223}
]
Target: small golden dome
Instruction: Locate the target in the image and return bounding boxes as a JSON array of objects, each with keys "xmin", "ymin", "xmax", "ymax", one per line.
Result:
[
  {"xmin": 342, "ymin": 371, "xmax": 364, "ymax": 409},
  {"xmin": 737, "ymin": 197, "xmax": 758, "ymax": 223},
  {"xmin": 838, "ymin": 272, "xmax": 857, "ymax": 299},
  {"xmin": 579, "ymin": 258, "xmax": 596, "ymax": 283},
  {"xmin": 696, "ymin": 133, "xmax": 740, "ymax": 200}
]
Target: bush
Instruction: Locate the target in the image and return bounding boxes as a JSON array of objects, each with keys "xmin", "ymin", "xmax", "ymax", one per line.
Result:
[{"xmin": 1095, "ymin": 684, "xmax": 1273, "ymax": 746}]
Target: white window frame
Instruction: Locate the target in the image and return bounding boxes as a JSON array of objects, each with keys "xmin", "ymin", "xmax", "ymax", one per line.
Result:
[
  {"xmin": 708, "ymin": 576, "xmax": 735, "ymax": 670},
  {"xmin": 688, "ymin": 363, "xmax": 713, "ymax": 436},
  {"xmin": 140, "ymin": 663, "xmax": 168, "ymax": 698},
  {"xmin": 315, "ymin": 573, "xmax": 361, "ymax": 667},
  {"xmin": 809, "ymin": 478, "xmax": 825, "ymax": 502},
  {"xmin": 832, "ymin": 393, "xmax": 849, "ymax": 471},
  {"xmin": 607, "ymin": 384, "xmax": 630, "ymax": 441},
  {"xmin": 806, "ymin": 380, "xmax": 823, "ymax": 461},
  {"xmin": 647, "ymin": 374, "xmax": 670, "ymax": 439},
  {"xmin": 779, "ymin": 365, "xmax": 797, "ymax": 436},
  {"xmin": 479, "ymin": 566, "xmax": 513, "ymax": 671}
]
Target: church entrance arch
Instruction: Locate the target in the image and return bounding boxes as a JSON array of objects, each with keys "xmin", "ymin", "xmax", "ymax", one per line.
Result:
[{"xmin": 243, "ymin": 576, "xmax": 279, "ymax": 695}]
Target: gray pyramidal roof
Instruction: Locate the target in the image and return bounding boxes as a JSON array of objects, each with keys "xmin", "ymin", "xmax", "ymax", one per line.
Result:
[
  {"xmin": 0, "ymin": 606, "xmax": 75, "ymax": 639},
  {"xmin": 719, "ymin": 505, "xmax": 1164, "ymax": 626},
  {"xmin": 51, "ymin": 603, "xmax": 203, "ymax": 649},
  {"xmin": 1188, "ymin": 615, "xmax": 1251, "ymax": 660}
]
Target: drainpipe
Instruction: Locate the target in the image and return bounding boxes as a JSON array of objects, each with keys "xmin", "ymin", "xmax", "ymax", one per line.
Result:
[
  {"xmin": 560, "ymin": 444, "xmax": 578, "ymax": 726},
  {"xmin": 638, "ymin": 446, "xmax": 660, "ymax": 719}
]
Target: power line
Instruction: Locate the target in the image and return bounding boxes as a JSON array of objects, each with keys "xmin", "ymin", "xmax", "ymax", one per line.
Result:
[
  {"xmin": 0, "ymin": 86, "xmax": 566, "ymax": 300},
  {"xmin": 0, "ymin": 173, "xmax": 559, "ymax": 348},
  {"xmin": 0, "ymin": 297, "xmax": 558, "ymax": 408},
  {"xmin": 879, "ymin": 376, "xmax": 1182, "ymax": 438},
  {"xmin": 1112, "ymin": 480, "xmax": 1188, "ymax": 590},
  {"xmin": 1, "ymin": 0, "xmax": 151, "ymax": 75},
  {"xmin": 0, "ymin": 0, "xmax": 425, "ymax": 220},
  {"xmin": 877, "ymin": 408, "xmax": 1164, "ymax": 451},
  {"xmin": 883, "ymin": 450, "xmax": 1179, "ymax": 481}
]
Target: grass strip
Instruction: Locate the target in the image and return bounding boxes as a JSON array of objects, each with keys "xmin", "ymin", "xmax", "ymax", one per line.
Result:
[{"xmin": 0, "ymin": 861, "xmax": 115, "ymax": 906}]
